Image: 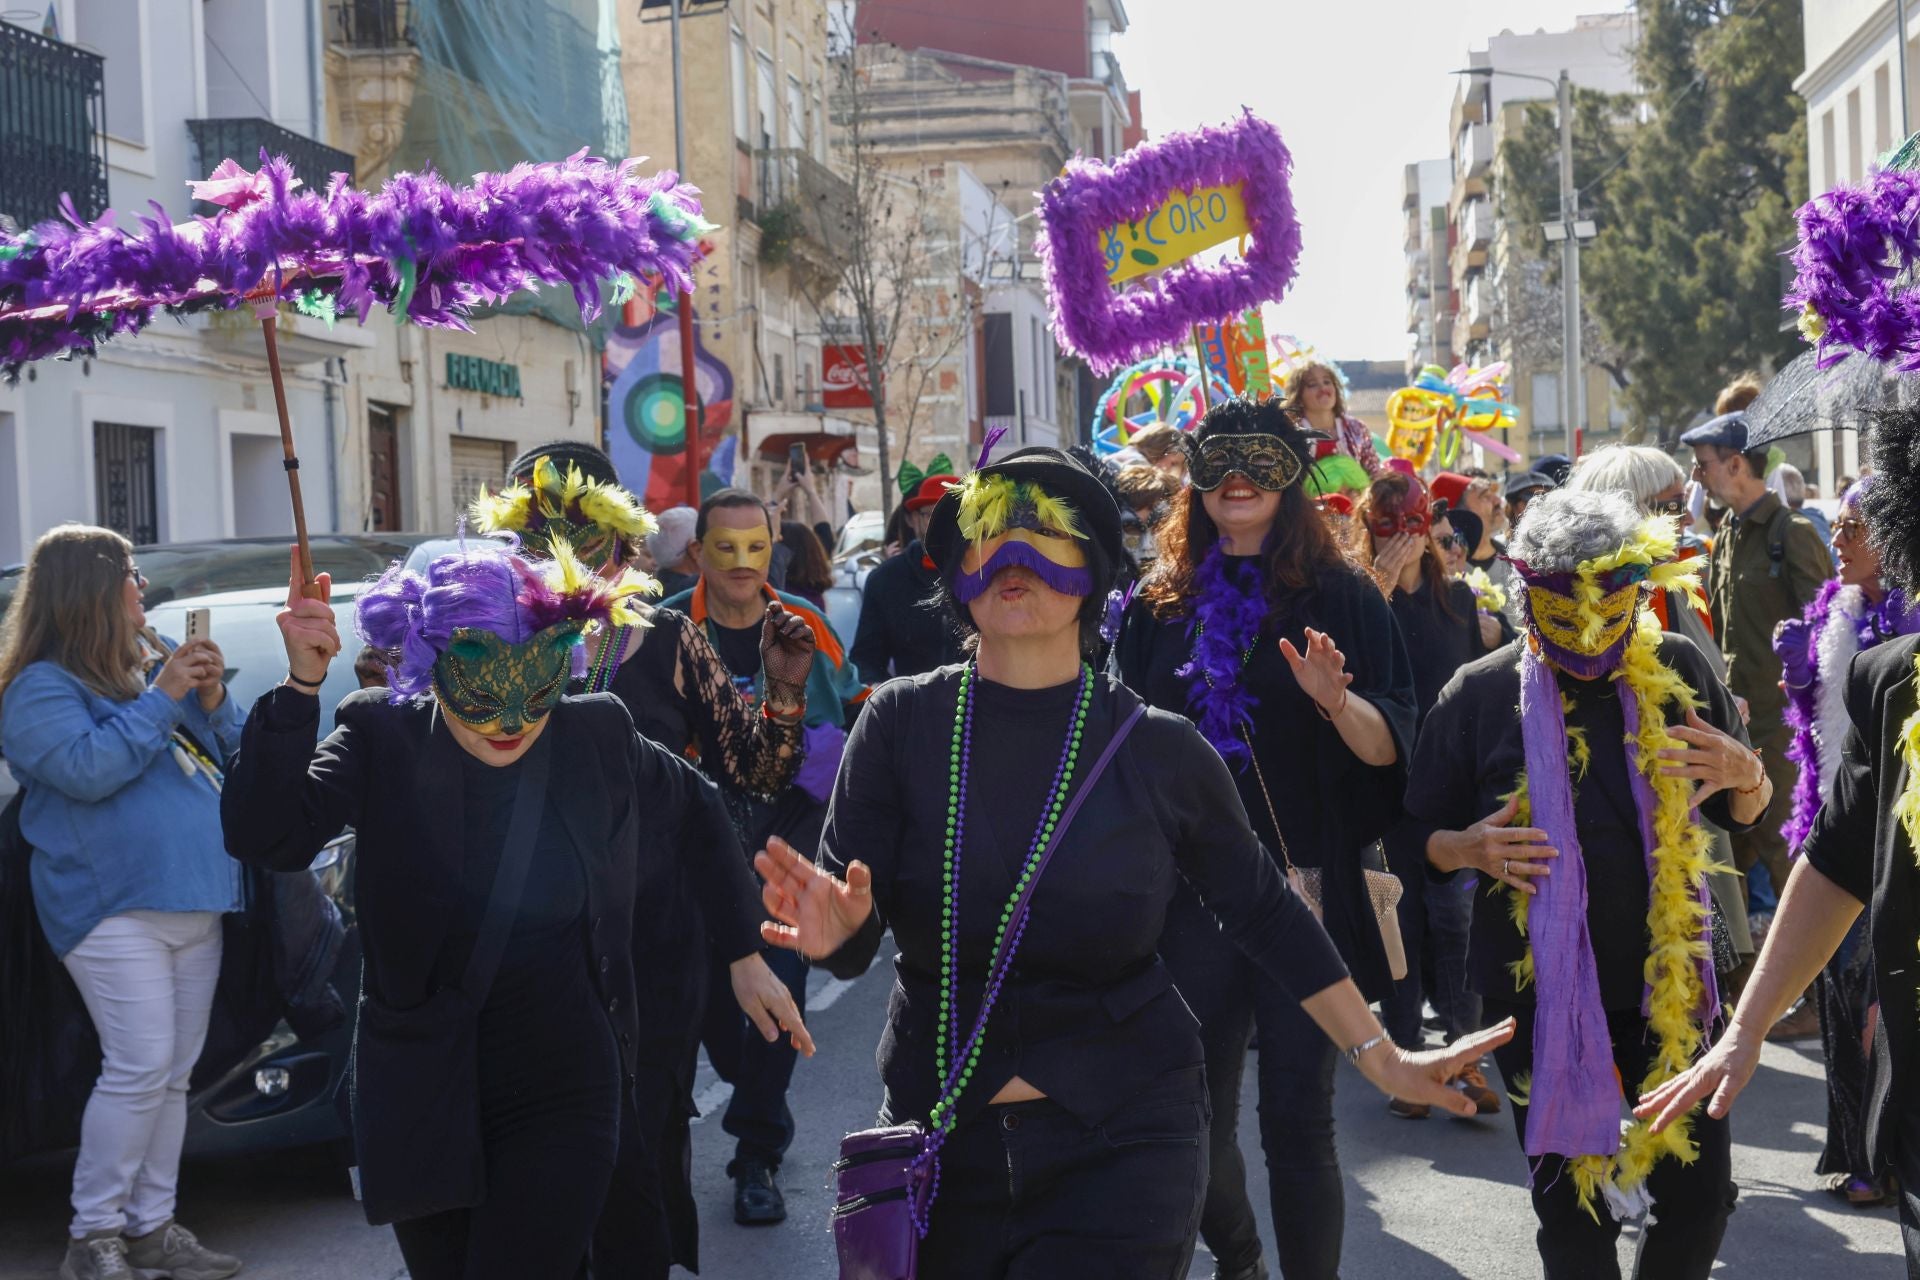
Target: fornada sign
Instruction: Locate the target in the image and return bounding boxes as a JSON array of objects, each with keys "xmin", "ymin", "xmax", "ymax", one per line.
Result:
[
  {"xmin": 446, "ymin": 353, "xmax": 523, "ymax": 399},
  {"xmin": 1101, "ymin": 184, "xmax": 1250, "ymax": 285}
]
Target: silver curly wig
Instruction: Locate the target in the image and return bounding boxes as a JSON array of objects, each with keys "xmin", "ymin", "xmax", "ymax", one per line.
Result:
[{"xmin": 1506, "ymin": 487, "xmax": 1643, "ymax": 573}]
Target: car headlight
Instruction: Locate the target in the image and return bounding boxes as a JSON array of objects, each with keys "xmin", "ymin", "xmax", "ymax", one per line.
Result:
[{"xmin": 309, "ymin": 831, "xmax": 354, "ymax": 874}]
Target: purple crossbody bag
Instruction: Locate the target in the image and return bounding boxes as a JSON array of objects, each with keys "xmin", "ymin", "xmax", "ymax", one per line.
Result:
[{"xmin": 829, "ymin": 703, "xmax": 1147, "ymax": 1280}]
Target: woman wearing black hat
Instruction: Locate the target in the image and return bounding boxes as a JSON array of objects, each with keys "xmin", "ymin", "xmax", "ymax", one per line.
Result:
[
  {"xmin": 754, "ymin": 436, "xmax": 1512, "ymax": 1279},
  {"xmin": 1109, "ymin": 398, "xmax": 1423, "ymax": 1279}
]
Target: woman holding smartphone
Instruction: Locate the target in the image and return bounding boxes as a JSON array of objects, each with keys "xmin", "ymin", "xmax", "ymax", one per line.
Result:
[{"xmin": 0, "ymin": 524, "xmax": 241, "ymax": 1280}]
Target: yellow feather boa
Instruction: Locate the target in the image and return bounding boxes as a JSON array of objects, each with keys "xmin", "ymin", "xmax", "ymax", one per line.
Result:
[
  {"xmin": 1895, "ymin": 652, "xmax": 1920, "ymax": 863},
  {"xmin": 1503, "ymin": 615, "xmax": 1727, "ymax": 1219}
]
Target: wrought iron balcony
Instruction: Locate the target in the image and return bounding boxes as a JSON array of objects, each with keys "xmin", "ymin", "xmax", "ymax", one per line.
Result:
[
  {"xmin": 187, "ymin": 118, "xmax": 356, "ymax": 211},
  {"xmin": 753, "ymin": 148, "xmax": 855, "ymax": 277},
  {"xmin": 0, "ymin": 20, "xmax": 108, "ymax": 230},
  {"xmin": 329, "ymin": 0, "xmax": 412, "ymax": 49}
]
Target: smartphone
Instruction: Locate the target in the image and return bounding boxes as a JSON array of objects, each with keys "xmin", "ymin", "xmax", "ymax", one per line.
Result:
[
  {"xmin": 184, "ymin": 608, "xmax": 211, "ymax": 642},
  {"xmin": 787, "ymin": 442, "xmax": 808, "ymax": 480}
]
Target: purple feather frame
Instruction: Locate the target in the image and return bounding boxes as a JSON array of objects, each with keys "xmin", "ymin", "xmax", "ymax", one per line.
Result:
[{"xmin": 1037, "ymin": 111, "xmax": 1302, "ymax": 375}]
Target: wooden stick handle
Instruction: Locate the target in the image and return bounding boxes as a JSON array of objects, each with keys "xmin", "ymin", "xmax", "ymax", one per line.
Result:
[{"xmin": 257, "ymin": 309, "xmax": 323, "ymax": 599}]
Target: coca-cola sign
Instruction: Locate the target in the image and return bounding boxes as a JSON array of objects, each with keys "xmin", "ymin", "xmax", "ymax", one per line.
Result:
[{"xmin": 822, "ymin": 343, "xmax": 881, "ymax": 408}]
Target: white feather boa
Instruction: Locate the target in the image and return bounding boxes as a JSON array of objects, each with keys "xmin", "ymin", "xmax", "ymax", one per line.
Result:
[{"xmin": 1812, "ymin": 585, "xmax": 1867, "ymax": 807}]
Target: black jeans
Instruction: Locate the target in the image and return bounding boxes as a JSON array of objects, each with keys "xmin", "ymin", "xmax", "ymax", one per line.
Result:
[
  {"xmin": 919, "ymin": 1066, "xmax": 1209, "ymax": 1279},
  {"xmin": 1895, "ymin": 1108, "xmax": 1920, "ymax": 1279},
  {"xmin": 702, "ymin": 942, "xmax": 808, "ymax": 1171},
  {"xmin": 1380, "ymin": 831, "xmax": 1478, "ymax": 1049},
  {"xmin": 1484, "ymin": 999, "xmax": 1736, "ymax": 1280},
  {"xmin": 1161, "ymin": 891, "xmax": 1343, "ymax": 1279}
]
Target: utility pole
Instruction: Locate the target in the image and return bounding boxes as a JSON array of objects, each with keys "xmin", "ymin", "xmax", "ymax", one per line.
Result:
[
  {"xmin": 670, "ymin": 0, "xmax": 703, "ymax": 511},
  {"xmin": 1900, "ymin": 0, "xmax": 1913, "ymax": 137},
  {"xmin": 1557, "ymin": 68, "xmax": 1583, "ymax": 460}
]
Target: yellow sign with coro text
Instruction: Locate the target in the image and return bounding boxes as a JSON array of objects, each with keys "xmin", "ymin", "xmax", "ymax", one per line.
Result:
[{"xmin": 1101, "ymin": 184, "xmax": 1250, "ymax": 285}]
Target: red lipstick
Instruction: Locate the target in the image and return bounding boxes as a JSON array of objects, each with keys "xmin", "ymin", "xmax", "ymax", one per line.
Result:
[{"xmin": 485, "ymin": 735, "xmax": 524, "ymax": 752}]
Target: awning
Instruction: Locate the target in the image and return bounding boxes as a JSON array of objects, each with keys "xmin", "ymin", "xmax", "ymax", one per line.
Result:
[{"xmin": 755, "ymin": 431, "xmax": 861, "ymax": 466}]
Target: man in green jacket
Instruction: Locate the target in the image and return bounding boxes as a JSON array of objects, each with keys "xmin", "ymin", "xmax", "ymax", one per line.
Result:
[{"xmin": 1683, "ymin": 411, "xmax": 1832, "ymax": 915}]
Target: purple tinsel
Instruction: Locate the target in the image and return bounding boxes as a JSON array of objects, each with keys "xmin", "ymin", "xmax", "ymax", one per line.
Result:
[
  {"xmin": 1036, "ymin": 112, "xmax": 1302, "ymax": 375},
  {"xmin": 1777, "ymin": 576, "xmax": 1920, "ymax": 849},
  {"xmin": 0, "ymin": 149, "xmax": 707, "ymax": 375},
  {"xmin": 1786, "ymin": 168, "xmax": 1920, "ymax": 370},
  {"xmin": 950, "ymin": 539, "xmax": 1094, "ymax": 603},
  {"xmin": 1176, "ymin": 543, "xmax": 1268, "ymax": 768}
]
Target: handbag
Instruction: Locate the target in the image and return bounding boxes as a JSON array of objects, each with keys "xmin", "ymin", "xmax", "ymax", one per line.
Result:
[
  {"xmin": 831, "ymin": 703, "xmax": 1148, "ymax": 1280},
  {"xmin": 348, "ymin": 734, "xmax": 552, "ymax": 1226},
  {"xmin": 1241, "ymin": 734, "xmax": 1408, "ymax": 982}
]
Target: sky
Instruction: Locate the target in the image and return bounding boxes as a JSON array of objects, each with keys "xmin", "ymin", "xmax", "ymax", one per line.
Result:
[{"xmin": 1116, "ymin": 0, "xmax": 1615, "ymax": 363}]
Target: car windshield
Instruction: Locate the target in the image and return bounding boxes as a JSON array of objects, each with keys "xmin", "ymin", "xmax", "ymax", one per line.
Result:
[{"xmin": 146, "ymin": 589, "xmax": 370, "ymax": 721}]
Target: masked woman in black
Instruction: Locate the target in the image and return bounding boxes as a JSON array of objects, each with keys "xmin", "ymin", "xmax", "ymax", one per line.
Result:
[
  {"xmin": 1111, "ymin": 398, "xmax": 1420, "ymax": 1280},
  {"xmin": 754, "ymin": 440, "xmax": 1511, "ymax": 1280},
  {"xmin": 222, "ymin": 545, "xmax": 808, "ymax": 1280},
  {"xmin": 470, "ymin": 442, "xmax": 818, "ymax": 1275}
]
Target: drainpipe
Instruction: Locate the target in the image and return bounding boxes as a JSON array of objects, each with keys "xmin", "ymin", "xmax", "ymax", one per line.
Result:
[
  {"xmin": 306, "ymin": 0, "xmax": 323, "ymax": 140},
  {"xmin": 324, "ymin": 357, "xmax": 341, "ymax": 532}
]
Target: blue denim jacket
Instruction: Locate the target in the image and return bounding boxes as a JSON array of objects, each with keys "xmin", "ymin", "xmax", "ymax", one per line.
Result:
[{"xmin": 1, "ymin": 658, "xmax": 244, "ymax": 957}]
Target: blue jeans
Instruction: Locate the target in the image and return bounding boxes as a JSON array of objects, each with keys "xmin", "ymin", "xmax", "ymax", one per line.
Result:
[{"xmin": 702, "ymin": 943, "xmax": 808, "ymax": 1171}]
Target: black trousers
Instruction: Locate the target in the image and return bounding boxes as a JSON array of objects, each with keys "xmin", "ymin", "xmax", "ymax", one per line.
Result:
[
  {"xmin": 1895, "ymin": 1108, "xmax": 1920, "ymax": 1279},
  {"xmin": 1484, "ymin": 999, "xmax": 1736, "ymax": 1280},
  {"xmin": 702, "ymin": 941, "xmax": 808, "ymax": 1171},
  {"xmin": 1161, "ymin": 891, "xmax": 1343, "ymax": 1279},
  {"xmin": 918, "ymin": 1066, "xmax": 1208, "ymax": 1279}
]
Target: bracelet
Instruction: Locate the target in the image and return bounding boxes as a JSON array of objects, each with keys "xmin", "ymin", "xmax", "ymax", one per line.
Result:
[
  {"xmin": 285, "ymin": 670, "xmax": 324, "ymax": 691},
  {"xmin": 1344, "ymin": 1032, "xmax": 1392, "ymax": 1067},
  {"xmin": 1315, "ymin": 689, "xmax": 1348, "ymax": 721},
  {"xmin": 1735, "ymin": 748, "xmax": 1767, "ymax": 797},
  {"xmin": 761, "ymin": 700, "xmax": 803, "ymax": 725}
]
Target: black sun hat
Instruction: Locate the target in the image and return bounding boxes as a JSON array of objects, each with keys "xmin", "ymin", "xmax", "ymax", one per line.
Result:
[{"xmin": 924, "ymin": 444, "xmax": 1126, "ymax": 577}]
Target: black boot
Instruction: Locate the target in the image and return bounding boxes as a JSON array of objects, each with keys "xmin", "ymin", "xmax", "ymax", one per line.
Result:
[
  {"xmin": 730, "ymin": 1156, "xmax": 787, "ymax": 1226},
  {"xmin": 1214, "ymin": 1258, "xmax": 1269, "ymax": 1280}
]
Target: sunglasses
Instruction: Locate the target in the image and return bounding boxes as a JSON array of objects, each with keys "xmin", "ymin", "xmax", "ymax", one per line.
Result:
[
  {"xmin": 1434, "ymin": 532, "xmax": 1467, "ymax": 550},
  {"xmin": 1650, "ymin": 496, "xmax": 1687, "ymax": 517},
  {"xmin": 127, "ymin": 564, "xmax": 147, "ymax": 587},
  {"xmin": 1834, "ymin": 517, "xmax": 1868, "ymax": 541}
]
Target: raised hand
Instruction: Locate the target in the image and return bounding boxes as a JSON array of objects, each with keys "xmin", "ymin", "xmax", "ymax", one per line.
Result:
[
  {"xmin": 194, "ymin": 640, "xmax": 229, "ymax": 711},
  {"xmin": 755, "ymin": 835, "xmax": 873, "ymax": 961},
  {"xmin": 760, "ymin": 601, "xmax": 817, "ymax": 715},
  {"xmin": 1370, "ymin": 532, "xmax": 1423, "ymax": 590},
  {"xmin": 728, "ymin": 952, "xmax": 817, "ymax": 1057},
  {"xmin": 1279, "ymin": 627, "xmax": 1354, "ymax": 717},
  {"xmin": 1657, "ymin": 707, "xmax": 1764, "ymax": 806},
  {"xmin": 275, "ymin": 545, "xmax": 339, "ymax": 688},
  {"xmin": 154, "ymin": 640, "xmax": 222, "ymax": 702}
]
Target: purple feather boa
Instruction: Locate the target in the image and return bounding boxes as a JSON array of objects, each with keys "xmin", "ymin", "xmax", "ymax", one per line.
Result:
[
  {"xmin": 1037, "ymin": 112, "xmax": 1302, "ymax": 375},
  {"xmin": 1778, "ymin": 578, "xmax": 1920, "ymax": 849},
  {"xmin": 0, "ymin": 149, "xmax": 707, "ymax": 375},
  {"xmin": 1787, "ymin": 168, "xmax": 1920, "ymax": 369},
  {"xmin": 1175, "ymin": 543, "xmax": 1268, "ymax": 768}
]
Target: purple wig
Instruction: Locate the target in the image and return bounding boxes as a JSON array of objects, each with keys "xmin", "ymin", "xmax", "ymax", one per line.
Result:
[{"xmin": 355, "ymin": 546, "xmax": 626, "ymax": 700}]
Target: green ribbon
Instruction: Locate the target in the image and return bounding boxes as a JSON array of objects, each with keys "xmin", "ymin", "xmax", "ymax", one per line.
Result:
[{"xmin": 896, "ymin": 453, "xmax": 955, "ymax": 496}]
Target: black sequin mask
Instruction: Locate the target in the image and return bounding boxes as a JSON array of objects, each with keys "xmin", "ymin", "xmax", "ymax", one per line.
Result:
[{"xmin": 1181, "ymin": 432, "xmax": 1309, "ymax": 492}]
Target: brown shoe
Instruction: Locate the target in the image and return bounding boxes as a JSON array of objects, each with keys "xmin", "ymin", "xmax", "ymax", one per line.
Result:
[
  {"xmin": 1766, "ymin": 1002, "xmax": 1822, "ymax": 1043},
  {"xmin": 1387, "ymin": 1097, "xmax": 1430, "ymax": 1120},
  {"xmin": 1452, "ymin": 1061, "xmax": 1503, "ymax": 1116}
]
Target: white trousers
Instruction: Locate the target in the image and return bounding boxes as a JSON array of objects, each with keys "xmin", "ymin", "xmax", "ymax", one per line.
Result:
[{"xmin": 61, "ymin": 910, "xmax": 222, "ymax": 1238}]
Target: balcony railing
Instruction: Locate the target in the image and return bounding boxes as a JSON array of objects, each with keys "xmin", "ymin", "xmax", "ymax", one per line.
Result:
[
  {"xmin": 329, "ymin": 0, "xmax": 412, "ymax": 49},
  {"xmin": 187, "ymin": 119, "xmax": 355, "ymax": 211},
  {"xmin": 0, "ymin": 20, "xmax": 108, "ymax": 229},
  {"xmin": 754, "ymin": 148, "xmax": 854, "ymax": 261}
]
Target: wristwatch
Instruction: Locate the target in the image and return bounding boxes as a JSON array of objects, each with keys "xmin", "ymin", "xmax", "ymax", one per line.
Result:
[{"xmin": 1344, "ymin": 1032, "xmax": 1391, "ymax": 1067}]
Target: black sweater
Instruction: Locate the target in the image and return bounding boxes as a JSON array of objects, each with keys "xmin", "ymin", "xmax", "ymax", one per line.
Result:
[
  {"xmin": 817, "ymin": 668, "xmax": 1346, "ymax": 1130},
  {"xmin": 849, "ymin": 541, "xmax": 963, "ymax": 684}
]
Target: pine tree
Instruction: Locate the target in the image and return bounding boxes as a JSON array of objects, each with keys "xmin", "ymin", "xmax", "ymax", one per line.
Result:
[{"xmin": 1499, "ymin": 0, "xmax": 1808, "ymax": 442}]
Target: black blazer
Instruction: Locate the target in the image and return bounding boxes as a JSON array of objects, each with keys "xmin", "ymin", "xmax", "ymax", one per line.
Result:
[
  {"xmin": 1802, "ymin": 632, "xmax": 1920, "ymax": 1166},
  {"xmin": 221, "ymin": 686, "xmax": 758, "ymax": 1093}
]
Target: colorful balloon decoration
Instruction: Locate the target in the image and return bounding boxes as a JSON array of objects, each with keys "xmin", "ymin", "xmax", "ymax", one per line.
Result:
[
  {"xmin": 1090, "ymin": 355, "xmax": 1234, "ymax": 457},
  {"xmin": 1386, "ymin": 363, "xmax": 1521, "ymax": 470},
  {"xmin": 1268, "ymin": 333, "xmax": 1349, "ymax": 399}
]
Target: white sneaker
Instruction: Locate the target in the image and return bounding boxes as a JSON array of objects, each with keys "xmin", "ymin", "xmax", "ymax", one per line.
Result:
[
  {"xmin": 59, "ymin": 1232, "xmax": 134, "ymax": 1280},
  {"xmin": 123, "ymin": 1220, "xmax": 241, "ymax": 1280}
]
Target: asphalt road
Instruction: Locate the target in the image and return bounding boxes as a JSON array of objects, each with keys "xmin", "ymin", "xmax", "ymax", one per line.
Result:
[{"xmin": 1, "ymin": 948, "xmax": 1904, "ymax": 1279}]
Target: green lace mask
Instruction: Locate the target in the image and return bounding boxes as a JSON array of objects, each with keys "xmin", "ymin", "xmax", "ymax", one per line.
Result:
[{"xmin": 430, "ymin": 623, "xmax": 584, "ymax": 734}]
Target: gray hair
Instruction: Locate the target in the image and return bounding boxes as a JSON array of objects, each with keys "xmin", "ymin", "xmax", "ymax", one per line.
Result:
[
  {"xmin": 1507, "ymin": 488, "xmax": 1643, "ymax": 573},
  {"xmin": 1564, "ymin": 444, "xmax": 1687, "ymax": 512},
  {"xmin": 1770, "ymin": 462, "xmax": 1807, "ymax": 508}
]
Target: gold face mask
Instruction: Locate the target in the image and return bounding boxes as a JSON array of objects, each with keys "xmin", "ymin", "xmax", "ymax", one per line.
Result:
[
  {"xmin": 1525, "ymin": 579, "xmax": 1642, "ymax": 677},
  {"xmin": 699, "ymin": 524, "xmax": 773, "ymax": 575}
]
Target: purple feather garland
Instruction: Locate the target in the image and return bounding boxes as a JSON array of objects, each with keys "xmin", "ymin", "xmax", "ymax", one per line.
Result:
[
  {"xmin": 1036, "ymin": 111, "xmax": 1302, "ymax": 375},
  {"xmin": 1787, "ymin": 168, "xmax": 1920, "ymax": 369},
  {"xmin": 0, "ymin": 149, "xmax": 708, "ymax": 376},
  {"xmin": 1176, "ymin": 543, "xmax": 1268, "ymax": 768}
]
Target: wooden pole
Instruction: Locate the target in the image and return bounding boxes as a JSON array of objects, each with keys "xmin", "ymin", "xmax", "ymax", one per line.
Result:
[
  {"xmin": 678, "ymin": 291, "xmax": 702, "ymax": 510},
  {"xmin": 256, "ymin": 303, "xmax": 322, "ymax": 598}
]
